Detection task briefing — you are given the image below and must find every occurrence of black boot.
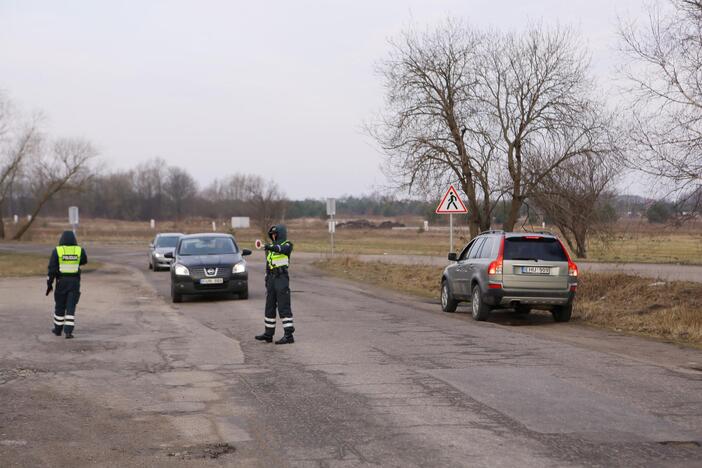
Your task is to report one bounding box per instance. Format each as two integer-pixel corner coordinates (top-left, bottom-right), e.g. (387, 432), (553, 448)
(65, 333), (74, 339)
(275, 334), (294, 345)
(51, 328), (62, 336)
(255, 332), (273, 343)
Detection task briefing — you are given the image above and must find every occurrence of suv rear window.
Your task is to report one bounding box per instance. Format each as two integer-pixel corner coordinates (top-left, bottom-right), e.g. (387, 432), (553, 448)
(156, 236), (180, 248)
(503, 237), (567, 262)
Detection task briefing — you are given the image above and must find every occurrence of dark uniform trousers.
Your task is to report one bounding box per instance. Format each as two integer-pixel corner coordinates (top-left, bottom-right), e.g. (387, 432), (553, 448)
(264, 269), (294, 335)
(53, 276), (81, 334)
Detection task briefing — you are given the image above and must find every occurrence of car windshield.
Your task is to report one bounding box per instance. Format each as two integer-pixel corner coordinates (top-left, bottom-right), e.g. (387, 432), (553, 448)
(178, 237), (237, 256)
(156, 236), (180, 248)
(504, 237), (567, 262)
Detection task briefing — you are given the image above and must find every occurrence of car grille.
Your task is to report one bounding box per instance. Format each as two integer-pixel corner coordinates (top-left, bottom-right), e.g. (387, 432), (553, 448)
(190, 267), (225, 278)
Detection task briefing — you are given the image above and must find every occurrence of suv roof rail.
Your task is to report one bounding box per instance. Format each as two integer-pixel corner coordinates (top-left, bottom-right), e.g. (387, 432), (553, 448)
(522, 230), (557, 236)
(479, 229), (504, 235)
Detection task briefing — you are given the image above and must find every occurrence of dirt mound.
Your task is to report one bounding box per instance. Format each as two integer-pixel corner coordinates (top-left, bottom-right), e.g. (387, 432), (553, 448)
(336, 219), (406, 230)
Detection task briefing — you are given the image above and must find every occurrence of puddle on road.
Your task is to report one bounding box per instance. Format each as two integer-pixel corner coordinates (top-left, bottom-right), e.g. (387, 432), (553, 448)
(165, 443), (236, 460)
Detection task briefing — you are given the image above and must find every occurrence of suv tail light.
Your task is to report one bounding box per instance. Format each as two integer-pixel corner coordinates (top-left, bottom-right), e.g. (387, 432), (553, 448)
(488, 236), (505, 276)
(568, 261), (578, 277)
(557, 239), (578, 277)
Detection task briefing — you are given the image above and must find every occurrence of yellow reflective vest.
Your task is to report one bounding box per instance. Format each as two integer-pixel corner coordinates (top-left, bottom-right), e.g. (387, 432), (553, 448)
(56, 245), (82, 274)
(266, 241), (291, 269)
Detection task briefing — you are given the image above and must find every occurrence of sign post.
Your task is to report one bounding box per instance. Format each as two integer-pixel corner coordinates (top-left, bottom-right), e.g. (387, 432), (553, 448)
(326, 198), (336, 256)
(68, 206), (79, 234)
(435, 185), (468, 253)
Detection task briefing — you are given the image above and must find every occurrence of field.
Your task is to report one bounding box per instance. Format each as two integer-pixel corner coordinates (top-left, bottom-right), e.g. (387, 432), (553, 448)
(314, 257), (702, 347)
(0, 251), (101, 278)
(3, 216), (702, 264)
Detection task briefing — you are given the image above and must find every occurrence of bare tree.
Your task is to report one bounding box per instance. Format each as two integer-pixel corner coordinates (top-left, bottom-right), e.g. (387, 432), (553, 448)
(246, 177), (287, 233)
(531, 152), (620, 257)
(133, 158), (168, 220)
(163, 166), (197, 220)
(476, 26), (612, 231)
(619, 0), (702, 211)
(370, 21), (494, 237)
(0, 94), (43, 239)
(372, 22), (616, 237)
(13, 138), (97, 240)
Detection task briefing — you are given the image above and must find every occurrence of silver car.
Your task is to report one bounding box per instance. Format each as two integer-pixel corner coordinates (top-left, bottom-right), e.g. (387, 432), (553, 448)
(148, 233), (184, 271)
(441, 231), (578, 322)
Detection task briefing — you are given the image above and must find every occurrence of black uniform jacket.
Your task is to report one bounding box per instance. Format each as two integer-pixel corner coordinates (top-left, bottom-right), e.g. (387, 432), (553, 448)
(48, 231), (88, 283)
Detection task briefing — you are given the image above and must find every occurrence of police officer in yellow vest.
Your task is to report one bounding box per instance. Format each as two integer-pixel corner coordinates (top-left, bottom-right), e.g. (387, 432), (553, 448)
(46, 231), (88, 339)
(255, 224), (295, 344)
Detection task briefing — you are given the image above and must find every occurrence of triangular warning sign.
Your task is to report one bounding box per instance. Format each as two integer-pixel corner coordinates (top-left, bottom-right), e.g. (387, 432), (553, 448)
(436, 185), (468, 214)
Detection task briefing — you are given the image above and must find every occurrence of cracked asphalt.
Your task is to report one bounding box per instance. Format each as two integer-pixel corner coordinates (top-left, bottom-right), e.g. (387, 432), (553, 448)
(1, 244), (702, 467)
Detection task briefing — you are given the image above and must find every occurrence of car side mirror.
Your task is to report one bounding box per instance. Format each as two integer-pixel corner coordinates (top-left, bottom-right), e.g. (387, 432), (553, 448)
(242, 249), (252, 256)
(448, 252), (458, 262)
(164, 252), (174, 259)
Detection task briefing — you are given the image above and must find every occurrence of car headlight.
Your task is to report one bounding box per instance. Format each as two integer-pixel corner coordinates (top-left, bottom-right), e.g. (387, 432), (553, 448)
(232, 261), (246, 274)
(154, 252), (163, 258)
(174, 264), (190, 276)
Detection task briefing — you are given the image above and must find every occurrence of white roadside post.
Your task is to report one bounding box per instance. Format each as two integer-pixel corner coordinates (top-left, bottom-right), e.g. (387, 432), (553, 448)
(68, 206), (79, 234)
(13, 214), (18, 224)
(150, 219), (155, 230)
(327, 198), (336, 256)
(435, 185), (468, 254)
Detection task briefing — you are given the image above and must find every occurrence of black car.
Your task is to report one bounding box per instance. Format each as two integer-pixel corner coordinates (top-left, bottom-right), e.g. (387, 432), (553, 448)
(166, 233), (252, 303)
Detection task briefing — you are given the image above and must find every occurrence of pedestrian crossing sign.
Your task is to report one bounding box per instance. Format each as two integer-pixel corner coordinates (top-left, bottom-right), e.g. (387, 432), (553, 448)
(436, 185), (468, 214)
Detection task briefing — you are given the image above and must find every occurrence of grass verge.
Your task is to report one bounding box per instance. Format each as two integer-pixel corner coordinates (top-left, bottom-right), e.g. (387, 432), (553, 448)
(314, 256), (702, 346)
(0, 251), (101, 278)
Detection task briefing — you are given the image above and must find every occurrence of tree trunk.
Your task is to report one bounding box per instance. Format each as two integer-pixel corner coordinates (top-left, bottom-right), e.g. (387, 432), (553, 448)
(574, 230), (588, 259)
(502, 197), (523, 232)
(0, 215), (4, 240)
(12, 191), (53, 240)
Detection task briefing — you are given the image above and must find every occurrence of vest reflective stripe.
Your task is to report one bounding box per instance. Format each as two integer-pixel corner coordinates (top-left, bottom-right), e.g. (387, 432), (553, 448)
(267, 241), (291, 269)
(57, 246), (82, 274)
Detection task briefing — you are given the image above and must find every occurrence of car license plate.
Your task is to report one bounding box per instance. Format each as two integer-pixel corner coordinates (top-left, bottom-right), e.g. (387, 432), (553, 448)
(200, 278), (224, 284)
(521, 266), (551, 275)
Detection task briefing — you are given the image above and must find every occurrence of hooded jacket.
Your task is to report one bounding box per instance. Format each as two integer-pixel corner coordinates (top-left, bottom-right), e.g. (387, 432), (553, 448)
(266, 224), (293, 271)
(48, 231), (88, 282)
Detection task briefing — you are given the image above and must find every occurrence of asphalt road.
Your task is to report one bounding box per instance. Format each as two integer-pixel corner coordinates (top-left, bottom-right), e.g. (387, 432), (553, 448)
(1, 243), (702, 467)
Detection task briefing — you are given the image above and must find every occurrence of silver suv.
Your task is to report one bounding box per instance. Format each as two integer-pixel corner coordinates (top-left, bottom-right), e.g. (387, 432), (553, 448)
(441, 231), (578, 322)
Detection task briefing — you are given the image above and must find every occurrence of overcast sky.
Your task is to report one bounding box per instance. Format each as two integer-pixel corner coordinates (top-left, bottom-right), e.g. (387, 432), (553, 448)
(1, 0), (647, 199)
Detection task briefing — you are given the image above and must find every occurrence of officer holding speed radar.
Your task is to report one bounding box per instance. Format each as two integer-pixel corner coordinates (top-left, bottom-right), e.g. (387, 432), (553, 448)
(255, 224), (295, 344)
(46, 231), (88, 339)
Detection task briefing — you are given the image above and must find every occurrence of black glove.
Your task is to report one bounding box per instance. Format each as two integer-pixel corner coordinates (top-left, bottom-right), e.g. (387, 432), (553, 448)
(45, 282), (53, 296)
(264, 244), (274, 251)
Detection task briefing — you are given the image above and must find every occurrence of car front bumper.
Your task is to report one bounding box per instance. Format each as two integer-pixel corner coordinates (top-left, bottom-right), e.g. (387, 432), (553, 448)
(152, 256), (173, 268)
(172, 272), (248, 295)
(483, 287), (575, 308)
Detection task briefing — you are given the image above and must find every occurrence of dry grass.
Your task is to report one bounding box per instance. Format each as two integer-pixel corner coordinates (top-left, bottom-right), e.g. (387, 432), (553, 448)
(316, 256), (444, 299)
(314, 257), (702, 346)
(574, 272), (702, 344)
(0, 251), (101, 278)
(0, 252), (49, 277)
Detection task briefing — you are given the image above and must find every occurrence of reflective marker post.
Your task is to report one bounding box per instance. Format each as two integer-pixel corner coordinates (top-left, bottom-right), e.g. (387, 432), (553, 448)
(327, 198), (336, 256)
